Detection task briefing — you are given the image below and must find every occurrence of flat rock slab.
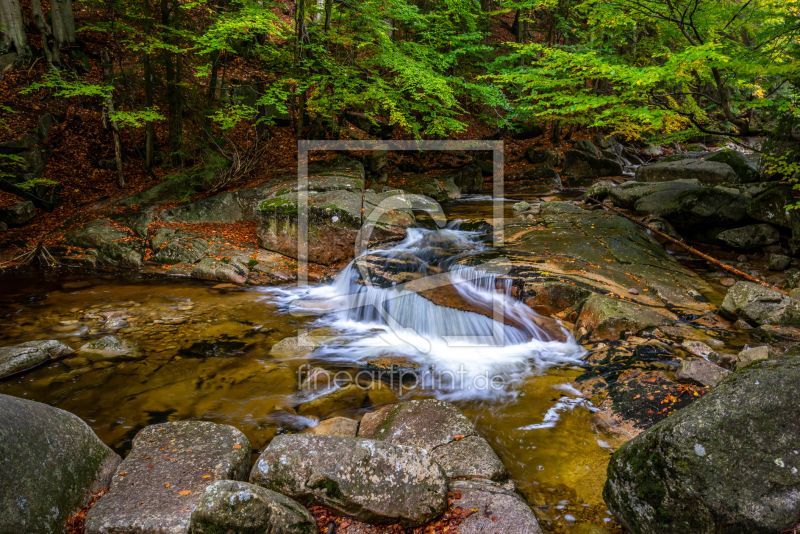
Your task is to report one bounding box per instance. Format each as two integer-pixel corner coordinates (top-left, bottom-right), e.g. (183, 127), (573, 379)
(191, 480), (315, 534)
(85, 420), (251, 534)
(0, 340), (74, 379)
(0, 394), (121, 534)
(250, 434), (447, 527)
(676, 359), (729, 387)
(450, 479), (544, 534)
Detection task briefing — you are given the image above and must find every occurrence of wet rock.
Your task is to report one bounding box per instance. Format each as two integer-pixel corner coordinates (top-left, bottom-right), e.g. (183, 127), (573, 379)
(526, 148), (563, 167)
(708, 351), (737, 370)
(521, 281), (590, 317)
(0, 394), (121, 534)
(357, 399), (476, 450)
(191, 480), (315, 534)
(576, 294), (670, 341)
(573, 140), (602, 156)
(563, 150), (623, 179)
(65, 220), (144, 269)
(705, 148), (761, 183)
(449, 479), (543, 534)
(583, 180), (615, 201)
(430, 435), (507, 481)
(675, 359), (729, 387)
(733, 318), (754, 330)
(271, 332), (321, 357)
(680, 339), (713, 358)
(388, 173), (460, 201)
(748, 185), (795, 228)
(641, 145), (663, 157)
(720, 277), (736, 287)
(191, 256), (248, 284)
(0, 340), (75, 379)
(736, 345), (769, 369)
(604, 355), (800, 534)
(0, 200), (35, 226)
(149, 228), (209, 265)
(769, 253), (791, 271)
(249, 434), (447, 526)
(508, 166), (562, 189)
(78, 335), (139, 361)
(85, 420), (251, 534)
(716, 223), (779, 250)
(635, 158), (741, 185)
(594, 135), (624, 156)
(357, 400), (506, 482)
(301, 366), (334, 389)
(305, 416), (359, 437)
(752, 324), (800, 343)
(363, 356), (420, 376)
(719, 281), (800, 326)
(607, 180), (702, 209)
(635, 187), (751, 232)
(449, 164), (484, 194)
(513, 201), (530, 212)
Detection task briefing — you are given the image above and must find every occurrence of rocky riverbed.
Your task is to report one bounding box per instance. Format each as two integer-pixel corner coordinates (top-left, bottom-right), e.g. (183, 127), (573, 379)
(2, 136), (800, 533)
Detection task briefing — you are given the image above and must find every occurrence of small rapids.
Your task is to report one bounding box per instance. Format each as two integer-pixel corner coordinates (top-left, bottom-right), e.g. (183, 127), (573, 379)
(262, 222), (585, 400)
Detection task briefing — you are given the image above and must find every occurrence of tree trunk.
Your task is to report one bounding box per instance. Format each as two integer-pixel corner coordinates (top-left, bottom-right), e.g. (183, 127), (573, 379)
(0, 0), (31, 57)
(30, 0), (61, 69)
(102, 49), (125, 189)
(142, 0), (156, 170)
(50, 0), (77, 48)
(161, 0), (183, 162)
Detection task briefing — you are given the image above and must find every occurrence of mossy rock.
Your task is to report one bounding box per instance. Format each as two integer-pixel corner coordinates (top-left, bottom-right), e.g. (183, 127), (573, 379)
(706, 148), (760, 183)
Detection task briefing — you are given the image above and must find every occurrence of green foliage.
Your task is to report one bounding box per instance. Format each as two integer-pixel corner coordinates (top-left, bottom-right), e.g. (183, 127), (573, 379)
(22, 71), (112, 99)
(108, 108), (167, 128)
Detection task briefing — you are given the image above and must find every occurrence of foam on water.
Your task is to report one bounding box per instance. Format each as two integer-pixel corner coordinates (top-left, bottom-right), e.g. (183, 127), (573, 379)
(261, 223), (585, 400)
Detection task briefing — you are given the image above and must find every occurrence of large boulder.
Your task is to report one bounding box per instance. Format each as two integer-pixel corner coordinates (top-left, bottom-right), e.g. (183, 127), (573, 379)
(608, 180), (702, 209)
(249, 434), (448, 526)
(358, 400), (507, 481)
(0, 340), (74, 379)
(0, 394), (122, 534)
(508, 166), (562, 189)
(633, 187), (751, 230)
(705, 148), (761, 183)
(65, 220), (144, 269)
(715, 223), (779, 250)
(576, 294), (670, 341)
(191, 480), (315, 534)
(0, 200), (35, 226)
(387, 173), (461, 201)
(526, 148), (563, 167)
(593, 135), (624, 156)
(85, 421), (251, 534)
(450, 479), (543, 534)
(563, 150), (623, 179)
(603, 355), (800, 534)
(573, 139), (602, 156)
(719, 281), (800, 326)
(449, 164), (484, 194)
(635, 157), (742, 185)
(747, 185), (795, 228)
(256, 188), (417, 265)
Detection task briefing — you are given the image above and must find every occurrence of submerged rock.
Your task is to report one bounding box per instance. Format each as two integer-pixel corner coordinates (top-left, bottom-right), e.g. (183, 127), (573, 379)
(450, 479), (543, 534)
(249, 434), (448, 526)
(0, 340), (74, 379)
(604, 355), (800, 534)
(78, 335), (139, 361)
(85, 420), (251, 534)
(0, 394), (121, 534)
(191, 480), (315, 534)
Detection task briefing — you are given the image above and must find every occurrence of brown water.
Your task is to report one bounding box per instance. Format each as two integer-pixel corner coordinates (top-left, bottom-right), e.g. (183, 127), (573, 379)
(0, 197), (625, 533)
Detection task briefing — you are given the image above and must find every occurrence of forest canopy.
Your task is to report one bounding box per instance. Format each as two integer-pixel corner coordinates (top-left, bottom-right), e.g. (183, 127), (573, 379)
(1, 0), (798, 176)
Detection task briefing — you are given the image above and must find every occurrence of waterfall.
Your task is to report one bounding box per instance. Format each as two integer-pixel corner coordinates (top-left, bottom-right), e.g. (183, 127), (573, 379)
(264, 222), (586, 400)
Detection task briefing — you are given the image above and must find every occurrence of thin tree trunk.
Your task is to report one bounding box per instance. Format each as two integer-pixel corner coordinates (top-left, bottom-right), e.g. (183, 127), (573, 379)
(0, 0), (31, 57)
(30, 0), (61, 69)
(295, 0), (306, 138)
(161, 0), (182, 162)
(142, 0), (156, 170)
(51, 0), (77, 48)
(102, 49), (125, 189)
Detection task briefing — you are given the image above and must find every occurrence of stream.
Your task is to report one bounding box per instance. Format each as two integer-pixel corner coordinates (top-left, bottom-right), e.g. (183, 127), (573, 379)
(1, 195), (633, 533)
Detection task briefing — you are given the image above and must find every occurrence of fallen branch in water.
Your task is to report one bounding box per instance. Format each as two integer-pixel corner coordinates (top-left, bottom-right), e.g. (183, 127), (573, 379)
(583, 196), (787, 295)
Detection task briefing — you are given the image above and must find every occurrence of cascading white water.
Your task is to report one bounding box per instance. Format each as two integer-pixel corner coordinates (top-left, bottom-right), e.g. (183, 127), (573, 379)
(264, 222), (586, 400)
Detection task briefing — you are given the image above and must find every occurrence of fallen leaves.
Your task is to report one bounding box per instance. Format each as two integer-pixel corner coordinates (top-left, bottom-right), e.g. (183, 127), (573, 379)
(178, 490), (192, 496)
(165, 483), (170, 488)
(233, 444), (242, 449)
(202, 475), (211, 479)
